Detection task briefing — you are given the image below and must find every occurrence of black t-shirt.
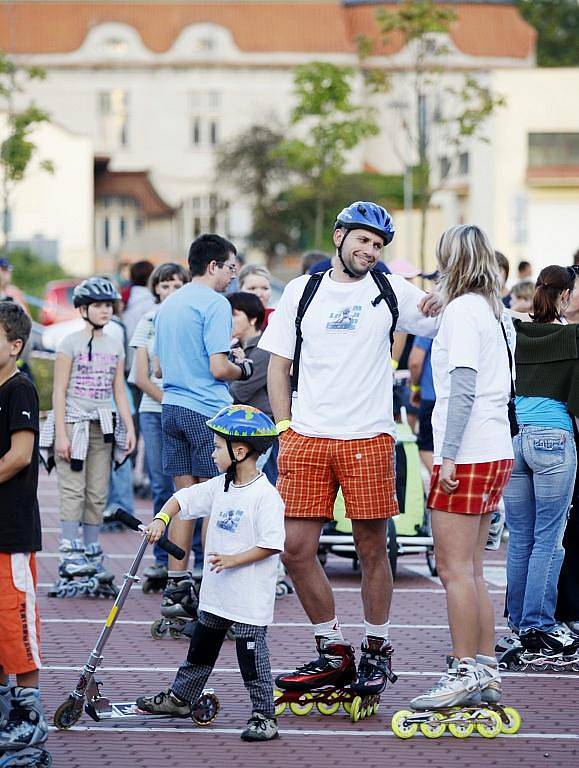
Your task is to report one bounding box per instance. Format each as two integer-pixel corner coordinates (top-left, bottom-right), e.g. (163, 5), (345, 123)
(0, 372), (41, 553)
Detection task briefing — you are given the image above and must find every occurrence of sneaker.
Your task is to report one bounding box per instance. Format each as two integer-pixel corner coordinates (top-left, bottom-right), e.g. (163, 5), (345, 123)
(135, 689), (191, 717)
(351, 636), (397, 696)
(410, 656), (481, 710)
(275, 638), (355, 691)
(476, 654), (502, 703)
(240, 712), (279, 742)
(0, 687), (48, 751)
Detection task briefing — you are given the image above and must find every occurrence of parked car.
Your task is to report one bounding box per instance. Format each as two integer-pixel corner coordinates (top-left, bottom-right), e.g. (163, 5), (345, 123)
(40, 279), (82, 325)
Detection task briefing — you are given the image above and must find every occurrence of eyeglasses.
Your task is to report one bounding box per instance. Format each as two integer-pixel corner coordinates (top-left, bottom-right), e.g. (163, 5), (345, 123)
(216, 262), (237, 274)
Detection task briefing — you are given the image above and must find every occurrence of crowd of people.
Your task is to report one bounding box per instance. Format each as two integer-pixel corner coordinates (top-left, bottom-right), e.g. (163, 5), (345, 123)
(0, 199), (578, 761)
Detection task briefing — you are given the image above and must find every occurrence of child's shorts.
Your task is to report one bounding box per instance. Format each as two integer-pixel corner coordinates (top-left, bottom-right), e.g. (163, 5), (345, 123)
(0, 553), (42, 674)
(428, 459), (513, 515)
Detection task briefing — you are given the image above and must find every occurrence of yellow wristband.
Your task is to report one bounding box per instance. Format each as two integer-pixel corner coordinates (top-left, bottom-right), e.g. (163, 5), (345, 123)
(154, 512), (170, 527)
(410, 384), (421, 393)
(392, 359), (399, 370)
(276, 419), (291, 435)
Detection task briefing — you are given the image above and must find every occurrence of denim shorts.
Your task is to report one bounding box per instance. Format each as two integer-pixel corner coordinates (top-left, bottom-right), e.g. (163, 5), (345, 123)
(161, 404), (218, 479)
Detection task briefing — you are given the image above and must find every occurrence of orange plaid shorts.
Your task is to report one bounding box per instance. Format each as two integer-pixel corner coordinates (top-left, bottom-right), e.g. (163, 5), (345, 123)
(428, 459), (513, 515)
(277, 429), (398, 520)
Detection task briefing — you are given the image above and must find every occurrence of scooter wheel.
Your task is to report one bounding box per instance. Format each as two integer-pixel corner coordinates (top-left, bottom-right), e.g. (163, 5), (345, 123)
(150, 619), (167, 640)
(191, 691), (220, 726)
(53, 697), (83, 730)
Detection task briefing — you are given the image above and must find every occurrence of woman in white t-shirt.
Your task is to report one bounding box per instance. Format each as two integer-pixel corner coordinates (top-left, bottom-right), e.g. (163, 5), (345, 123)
(409, 225), (514, 714)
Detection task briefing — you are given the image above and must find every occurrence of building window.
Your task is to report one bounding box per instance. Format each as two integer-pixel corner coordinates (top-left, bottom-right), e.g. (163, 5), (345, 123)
(458, 152), (469, 176)
(189, 194), (225, 237)
(190, 91), (221, 148)
(439, 156), (451, 180)
(99, 90), (129, 149)
(103, 217), (110, 251)
(120, 216), (127, 242)
(528, 133), (579, 167)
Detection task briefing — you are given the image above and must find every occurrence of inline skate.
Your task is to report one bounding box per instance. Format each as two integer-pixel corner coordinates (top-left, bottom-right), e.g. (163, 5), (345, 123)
(351, 637), (397, 697)
(513, 626), (579, 672)
(274, 639), (379, 721)
(141, 562), (168, 594)
(0, 687), (52, 767)
(495, 633), (523, 670)
(150, 572), (201, 639)
(47, 540), (99, 598)
(84, 543), (119, 598)
(391, 656), (521, 739)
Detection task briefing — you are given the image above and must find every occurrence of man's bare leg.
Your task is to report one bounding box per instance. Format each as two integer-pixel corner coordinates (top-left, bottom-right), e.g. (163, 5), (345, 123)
(352, 519), (392, 624)
(282, 518), (335, 623)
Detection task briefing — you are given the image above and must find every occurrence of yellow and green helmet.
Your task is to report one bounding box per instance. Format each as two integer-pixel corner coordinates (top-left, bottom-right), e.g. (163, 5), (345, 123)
(206, 405), (277, 455)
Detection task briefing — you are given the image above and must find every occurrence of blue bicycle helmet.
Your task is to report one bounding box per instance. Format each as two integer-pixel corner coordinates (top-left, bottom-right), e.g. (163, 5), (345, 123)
(207, 405), (278, 490)
(335, 202), (395, 245)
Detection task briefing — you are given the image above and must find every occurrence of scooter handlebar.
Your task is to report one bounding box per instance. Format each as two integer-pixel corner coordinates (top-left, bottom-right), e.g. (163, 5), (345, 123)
(112, 508), (186, 561)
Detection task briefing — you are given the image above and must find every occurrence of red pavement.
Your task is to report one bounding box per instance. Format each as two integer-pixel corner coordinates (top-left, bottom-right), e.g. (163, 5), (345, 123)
(35, 474), (579, 768)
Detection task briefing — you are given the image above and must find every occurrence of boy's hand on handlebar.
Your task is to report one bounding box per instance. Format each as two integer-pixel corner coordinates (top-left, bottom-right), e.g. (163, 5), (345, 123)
(143, 520), (166, 543)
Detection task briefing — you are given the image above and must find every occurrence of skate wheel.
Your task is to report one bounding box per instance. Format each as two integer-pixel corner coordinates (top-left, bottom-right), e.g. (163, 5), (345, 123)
(53, 697), (83, 730)
(476, 709), (502, 739)
(350, 696), (363, 723)
(150, 619), (167, 640)
(448, 712), (474, 738)
(499, 706), (522, 735)
(317, 700), (341, 716)
(391, 709), (418, 739)
(289, 693), (314, 716)
(372, 699), (380, 716)
(191, 691), (220, 726)
(419, 712), (446, 739)
(342, 700), (353, 714)
(169, 627), (184, 639)
(273, 689), (286, 717)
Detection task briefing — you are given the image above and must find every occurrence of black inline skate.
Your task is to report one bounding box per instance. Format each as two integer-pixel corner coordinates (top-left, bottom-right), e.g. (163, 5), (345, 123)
(141, 562), (168, 594)
(495, 633), (523, 670)
(351, 637), (397, 696)
(47, 540), (99, 598)
(274, 638), (378, 721)
(516, 625), (579, 672)
(150, 572), (201, 639)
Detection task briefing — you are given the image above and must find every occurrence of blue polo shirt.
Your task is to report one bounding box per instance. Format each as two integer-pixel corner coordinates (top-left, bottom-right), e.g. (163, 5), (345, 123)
(155, 283), (233, 417)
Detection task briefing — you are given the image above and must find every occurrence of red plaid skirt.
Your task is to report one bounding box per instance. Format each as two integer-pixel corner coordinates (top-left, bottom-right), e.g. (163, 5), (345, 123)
(428, 459), (513, 515)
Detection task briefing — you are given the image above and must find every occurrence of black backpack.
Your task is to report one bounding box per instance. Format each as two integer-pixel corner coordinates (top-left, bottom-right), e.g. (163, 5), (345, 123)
(291, 270), (399, 392)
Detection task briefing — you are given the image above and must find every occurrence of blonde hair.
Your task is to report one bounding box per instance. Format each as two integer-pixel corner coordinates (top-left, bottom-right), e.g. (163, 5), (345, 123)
(238, 264), (271, 288)
(436, 225), (503, 318)
(511, 280), (534, 301)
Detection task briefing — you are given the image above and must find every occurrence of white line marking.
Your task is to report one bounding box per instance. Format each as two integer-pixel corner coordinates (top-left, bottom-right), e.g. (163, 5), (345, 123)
(37, 553), (155, 560)
(42, 665), (579, 680)
(49, 725), (579, 740)
(40, 618), (509, 630)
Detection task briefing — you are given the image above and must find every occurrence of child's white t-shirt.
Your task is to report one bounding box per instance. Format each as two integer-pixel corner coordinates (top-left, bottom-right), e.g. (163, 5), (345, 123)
(174, 473), (285, 626)
(431, 293), (515, 464)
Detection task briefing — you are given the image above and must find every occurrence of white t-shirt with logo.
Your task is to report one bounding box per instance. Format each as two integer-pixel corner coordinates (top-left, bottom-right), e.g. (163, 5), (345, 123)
(431, 293), (515, 465)
(259, 270), (439, 440)
(174, 474), (285, 626)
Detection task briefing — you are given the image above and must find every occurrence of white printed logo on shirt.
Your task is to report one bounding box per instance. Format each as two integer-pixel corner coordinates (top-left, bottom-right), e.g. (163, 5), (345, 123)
(326, 305), (362, 332)
(21, 410), (31, 419)
(216, 508), (244, 533)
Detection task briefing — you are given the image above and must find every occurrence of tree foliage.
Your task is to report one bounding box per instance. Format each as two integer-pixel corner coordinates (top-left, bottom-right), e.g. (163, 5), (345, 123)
(277, 62), (379, 248)
(0, 52), (53, 247)
(516, 0), (579, 67)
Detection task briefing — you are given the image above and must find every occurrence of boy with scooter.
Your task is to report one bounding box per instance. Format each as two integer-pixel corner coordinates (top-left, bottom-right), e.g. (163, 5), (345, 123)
(139, 405), (285, 741)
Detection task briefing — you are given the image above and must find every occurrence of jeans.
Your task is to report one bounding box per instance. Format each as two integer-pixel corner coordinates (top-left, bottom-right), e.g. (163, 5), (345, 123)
(257, 439), (279, 485)
(503, 426), (576, 633)
(140, 412), (175, 567)
(107, 458), (134, 516)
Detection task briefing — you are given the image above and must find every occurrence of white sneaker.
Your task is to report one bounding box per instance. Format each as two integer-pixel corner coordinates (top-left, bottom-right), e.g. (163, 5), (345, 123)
(476, 654), (502, 703)
(410, 656), (481, 710)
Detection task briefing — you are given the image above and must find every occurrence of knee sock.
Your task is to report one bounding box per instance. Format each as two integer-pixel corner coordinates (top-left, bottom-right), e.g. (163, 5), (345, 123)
(61, 521), (79, 543)
(313, 618), (344, 643)
(364, 621), (390, 642)
(82, 524), (100, 546)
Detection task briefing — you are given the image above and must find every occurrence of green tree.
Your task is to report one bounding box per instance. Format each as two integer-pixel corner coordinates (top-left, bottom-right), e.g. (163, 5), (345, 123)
(372, 0), (504, 272)
(516, 0), (579, 67)
(278, 62), (379, 248)
(0, 52), (53, 249)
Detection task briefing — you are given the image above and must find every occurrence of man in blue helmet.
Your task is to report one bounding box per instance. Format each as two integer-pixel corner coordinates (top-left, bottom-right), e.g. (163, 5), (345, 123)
(260, 201), (440, 702)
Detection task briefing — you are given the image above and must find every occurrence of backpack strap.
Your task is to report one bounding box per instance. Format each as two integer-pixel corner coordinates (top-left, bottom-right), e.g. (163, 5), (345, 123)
(369, 270), (399, 351)
(291, 272), (324, 393)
